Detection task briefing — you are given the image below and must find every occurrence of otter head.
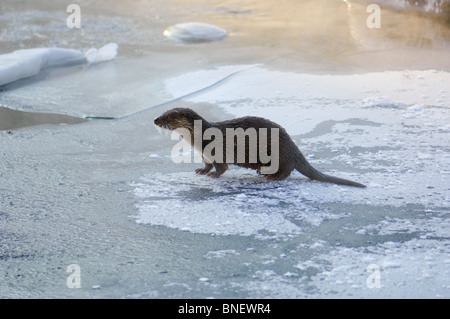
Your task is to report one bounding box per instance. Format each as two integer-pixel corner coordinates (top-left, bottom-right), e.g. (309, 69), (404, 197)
(154, 108), (203, 131)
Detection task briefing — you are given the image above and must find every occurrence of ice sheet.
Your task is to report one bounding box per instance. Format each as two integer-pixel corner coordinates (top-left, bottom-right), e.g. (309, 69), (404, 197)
(133, 66), (450, 237)
(2, 0), (450, 299)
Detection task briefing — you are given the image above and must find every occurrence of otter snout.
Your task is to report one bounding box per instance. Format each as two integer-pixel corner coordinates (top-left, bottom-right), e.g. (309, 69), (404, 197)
(154, 116), (171, 131)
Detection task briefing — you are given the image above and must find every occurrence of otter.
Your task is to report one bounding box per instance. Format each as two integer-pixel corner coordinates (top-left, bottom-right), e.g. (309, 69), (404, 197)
(154, 108), (366, 188)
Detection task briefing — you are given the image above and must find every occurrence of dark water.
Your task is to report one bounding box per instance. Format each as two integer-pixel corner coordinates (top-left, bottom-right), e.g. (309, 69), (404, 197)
(0, 107), (86, 130)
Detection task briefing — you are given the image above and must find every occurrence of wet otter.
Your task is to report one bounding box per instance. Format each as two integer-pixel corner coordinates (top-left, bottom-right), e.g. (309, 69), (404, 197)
(154, 108), (366, 188)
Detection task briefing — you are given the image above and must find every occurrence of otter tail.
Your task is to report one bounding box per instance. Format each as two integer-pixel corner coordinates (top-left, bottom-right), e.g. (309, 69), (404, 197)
(294, 152), (366, 188)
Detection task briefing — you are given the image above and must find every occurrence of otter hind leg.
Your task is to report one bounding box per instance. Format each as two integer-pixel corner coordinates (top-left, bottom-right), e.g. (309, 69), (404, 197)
(265, 167), (292, 181)
(195, 163), (213, 175)
(206, 163), (228, 178)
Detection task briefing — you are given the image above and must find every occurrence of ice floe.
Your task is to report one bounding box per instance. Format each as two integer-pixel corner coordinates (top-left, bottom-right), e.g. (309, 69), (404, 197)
(164, 22), (227, 44)
(0, 43), (118, 86)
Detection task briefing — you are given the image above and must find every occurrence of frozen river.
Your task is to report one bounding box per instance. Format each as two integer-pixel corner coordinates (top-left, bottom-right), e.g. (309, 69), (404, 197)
(0, 0), (449, 298)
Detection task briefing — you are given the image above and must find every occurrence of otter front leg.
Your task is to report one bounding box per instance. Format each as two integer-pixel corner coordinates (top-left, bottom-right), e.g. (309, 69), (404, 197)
(195, 163), (213, 175)
(206, 163), (229, 178)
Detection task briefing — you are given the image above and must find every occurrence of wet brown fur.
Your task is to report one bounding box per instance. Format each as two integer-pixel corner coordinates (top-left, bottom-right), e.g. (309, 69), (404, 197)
(154, 108), (366, 187)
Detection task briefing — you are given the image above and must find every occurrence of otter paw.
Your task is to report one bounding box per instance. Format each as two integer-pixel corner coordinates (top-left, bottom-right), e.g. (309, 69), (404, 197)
(195, 168), (209, 175)
(265, 174), (287, 181)
(206, 172), (221, 178)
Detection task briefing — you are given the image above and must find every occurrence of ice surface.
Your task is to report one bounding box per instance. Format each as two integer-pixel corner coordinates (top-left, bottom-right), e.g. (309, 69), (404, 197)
(135, 66), (449, 220)
(1, 0), (449, 299)
(129, 65), (449, 298)
(132, 172), (305, 239)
